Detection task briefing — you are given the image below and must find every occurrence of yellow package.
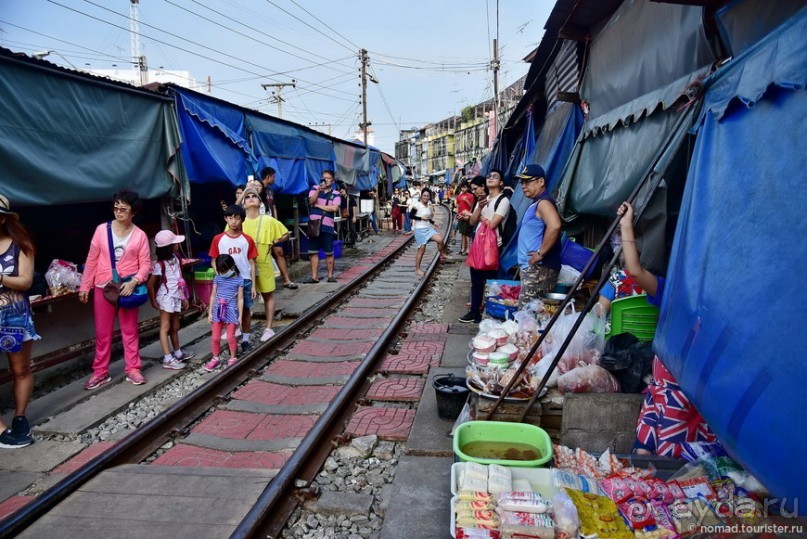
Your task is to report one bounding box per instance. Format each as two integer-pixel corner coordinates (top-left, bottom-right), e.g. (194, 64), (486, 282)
(564, 488), (633, 539)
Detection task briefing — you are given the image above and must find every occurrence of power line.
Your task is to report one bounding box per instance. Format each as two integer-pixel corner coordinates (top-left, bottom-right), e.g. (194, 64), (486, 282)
(176, 0), (354, 75)
(263, 0), (355, 54)
(46, 0), (356, 103)
(287, 0), (360, 50)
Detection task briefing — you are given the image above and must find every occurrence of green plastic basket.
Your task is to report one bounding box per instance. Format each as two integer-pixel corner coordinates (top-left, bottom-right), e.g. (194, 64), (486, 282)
(194, 268), (215, 281)
(607, 294), (660, 342)
(453, 420), (553, 467)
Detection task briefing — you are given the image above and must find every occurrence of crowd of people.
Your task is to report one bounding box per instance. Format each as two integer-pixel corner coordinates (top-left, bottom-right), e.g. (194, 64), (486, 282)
(1, 163), (711, 458)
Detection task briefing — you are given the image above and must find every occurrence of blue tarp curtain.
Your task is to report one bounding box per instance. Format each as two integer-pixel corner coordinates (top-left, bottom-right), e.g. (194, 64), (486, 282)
(246, 112), (336, 195)
(175, 90), (253, 187)
(654, 8), (807, 512)
(0, 52), (185, 205)
(498, 102), (583, 274)
(334, 141), (375, 191)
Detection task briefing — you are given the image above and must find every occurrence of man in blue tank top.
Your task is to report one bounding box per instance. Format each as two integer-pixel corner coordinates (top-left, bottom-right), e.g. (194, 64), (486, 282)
(515, 164), (562, 308)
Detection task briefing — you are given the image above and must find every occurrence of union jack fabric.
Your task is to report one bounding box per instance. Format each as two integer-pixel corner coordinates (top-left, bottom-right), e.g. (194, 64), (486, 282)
(635, 356), (716, 457)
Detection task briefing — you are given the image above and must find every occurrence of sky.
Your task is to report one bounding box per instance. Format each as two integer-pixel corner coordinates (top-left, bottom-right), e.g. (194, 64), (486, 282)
(1, 0), (553, 153)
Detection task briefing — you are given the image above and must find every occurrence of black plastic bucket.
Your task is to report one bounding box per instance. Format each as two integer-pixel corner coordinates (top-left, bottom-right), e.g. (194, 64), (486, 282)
(433, 374), (469, 421)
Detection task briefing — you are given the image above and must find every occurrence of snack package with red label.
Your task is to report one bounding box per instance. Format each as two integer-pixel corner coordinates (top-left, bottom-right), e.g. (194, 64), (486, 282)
(648, 499), (680, 537)
(678, 476), (717, 500)
(601, 476), (632, 504)
(647, 479), (674, 504)
(666, 480), (687, 500)
(710, 478), (736, 502)
(456, 528), (501, 539)
(619, 499), (656, 529)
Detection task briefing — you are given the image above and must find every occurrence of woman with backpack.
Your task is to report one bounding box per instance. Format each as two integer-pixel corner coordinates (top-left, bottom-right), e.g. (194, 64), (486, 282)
(458, 171), (511, 324)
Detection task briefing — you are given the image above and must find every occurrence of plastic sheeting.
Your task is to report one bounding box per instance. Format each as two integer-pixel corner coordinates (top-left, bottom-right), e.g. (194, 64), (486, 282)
(0, 52), (184, 205)
(498, 101), (583, 275)
(655, 10), (807, 512)
(580, 0), (713, 120)
(715, 0), (804, 57)
(175, 90), (253, 187)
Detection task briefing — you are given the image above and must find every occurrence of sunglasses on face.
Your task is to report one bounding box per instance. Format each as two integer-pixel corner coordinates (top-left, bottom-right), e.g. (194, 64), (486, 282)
(113, 206), (131, 213)
(244, 194), (259, 199)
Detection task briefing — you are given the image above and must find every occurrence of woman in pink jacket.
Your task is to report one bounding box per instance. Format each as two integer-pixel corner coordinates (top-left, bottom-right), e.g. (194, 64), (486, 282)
(78, 190), (152, 390)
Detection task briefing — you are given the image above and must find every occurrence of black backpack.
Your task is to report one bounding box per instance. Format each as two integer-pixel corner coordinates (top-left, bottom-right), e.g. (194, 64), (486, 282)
(494, 195), (518, 250)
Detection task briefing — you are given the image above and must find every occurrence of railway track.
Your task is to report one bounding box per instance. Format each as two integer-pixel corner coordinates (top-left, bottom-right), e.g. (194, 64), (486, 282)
(1, 205), (454, 538)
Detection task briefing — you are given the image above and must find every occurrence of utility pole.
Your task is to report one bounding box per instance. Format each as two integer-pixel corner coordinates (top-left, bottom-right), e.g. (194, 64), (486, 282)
(491, 38), (500, 134)
(130, 0), (148, 85)
(261, 81), (296, 118)
(359, 48), (370, 145)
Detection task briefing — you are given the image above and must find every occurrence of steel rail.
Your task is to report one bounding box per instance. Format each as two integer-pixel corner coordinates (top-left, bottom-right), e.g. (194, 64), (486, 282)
(232, 204), (454, 538)
(0, 233), (418, 537)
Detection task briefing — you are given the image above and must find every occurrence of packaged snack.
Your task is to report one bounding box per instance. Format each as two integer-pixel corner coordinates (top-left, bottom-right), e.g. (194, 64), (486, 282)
(488, 328), (509, 346)
(473, 335), (497, 354)
(618, 499), (655, 529)
(648, 499), (679, 536)
(455, 528), (501, 539)
(456, 499), (494, 512)
(456, 509), (501, 529)
(710, 478), (736, 502)
(472, 351), (490, 366)
(563, 489), (633, 539)
(666, 480), (686, 500)
(499, 511), (554, 538)
(464, 462), (488, 481)
(552, 469), (602, 495)
(457, 491), (494, 502)
(487, 474), (512, 494)
(487, 351), (511, 367)
(668, 499), (721, 532)
(551, 490), (579, 539)
(646, 479), (674, 504)
(601, 476), (632, 504)
(488, 464), (512, 482)
(497, 343), (519, 361)
(678, 476), (717, 500)
(496, 492), (549, 513)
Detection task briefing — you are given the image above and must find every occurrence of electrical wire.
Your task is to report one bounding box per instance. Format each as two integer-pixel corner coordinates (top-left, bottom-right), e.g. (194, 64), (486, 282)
(287, 0), (360, 51)
(262, 0), (355, 54)
(176, 0), (355, 75)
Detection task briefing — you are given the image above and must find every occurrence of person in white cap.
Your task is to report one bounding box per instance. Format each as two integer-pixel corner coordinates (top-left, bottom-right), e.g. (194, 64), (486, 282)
(148, 229), (195, 369)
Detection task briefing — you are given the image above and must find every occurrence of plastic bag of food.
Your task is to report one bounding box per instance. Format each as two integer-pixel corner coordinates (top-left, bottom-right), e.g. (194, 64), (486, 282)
(541, 306), (606, 372)
(44, 259), (82, 295)
(557, 264), (581, 286)
(551, 490), (579, 539)
(530, 353), (561, 388)
(557, 364), (620, 394)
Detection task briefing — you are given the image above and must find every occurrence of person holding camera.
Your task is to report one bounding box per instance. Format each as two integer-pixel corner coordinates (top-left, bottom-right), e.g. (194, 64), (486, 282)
(305, 170), (341, 283)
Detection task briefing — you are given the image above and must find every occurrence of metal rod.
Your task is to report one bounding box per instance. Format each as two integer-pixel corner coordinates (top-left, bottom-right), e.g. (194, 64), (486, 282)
(483, 105), (695, 421)
(232, 206), (454, 537)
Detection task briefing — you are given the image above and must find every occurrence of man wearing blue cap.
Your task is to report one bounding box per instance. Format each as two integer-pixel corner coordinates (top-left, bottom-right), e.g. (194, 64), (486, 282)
(515, 164), (562, 308)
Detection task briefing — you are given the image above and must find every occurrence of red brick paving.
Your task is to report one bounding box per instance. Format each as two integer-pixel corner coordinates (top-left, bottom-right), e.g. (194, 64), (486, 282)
(409, 323), (450, 334)
(404, 333), (448, 343)
(0, 495), (35, 521)
(339, 307), (399, 318)
(233, 380), (340, 405)
(308, 327), (385, 341)
(290, 341), (374, 357)
(192, 410), (263, 439)
(323, 316), (392, 329)
(378, 354), (431, 374)
(263, 360), (360, 378)
(344, 406), (415, 441)
(349, 297), (408, 308)
(367, 377), (425, 402)
(399, 341), (444, 360)
(152, 444), (291, 469)
(52, 441), (116, 475)
(247, 414), (316, 440)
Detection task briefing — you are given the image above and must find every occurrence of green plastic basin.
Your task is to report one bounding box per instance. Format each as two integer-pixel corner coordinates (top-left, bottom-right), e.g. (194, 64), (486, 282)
(453, 420), (553, 467)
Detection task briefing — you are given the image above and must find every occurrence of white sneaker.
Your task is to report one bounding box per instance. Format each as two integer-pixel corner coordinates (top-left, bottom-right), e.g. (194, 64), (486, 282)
(235, 328), (243, 338)
(260, 328), (276, 342)
(162, 359), (186, 370)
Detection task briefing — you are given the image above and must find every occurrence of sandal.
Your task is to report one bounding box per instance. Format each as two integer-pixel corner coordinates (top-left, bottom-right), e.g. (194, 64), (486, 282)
(283, 282), (299, 289)
(327, 277), (338, 283)
(301, 276), (320, 284)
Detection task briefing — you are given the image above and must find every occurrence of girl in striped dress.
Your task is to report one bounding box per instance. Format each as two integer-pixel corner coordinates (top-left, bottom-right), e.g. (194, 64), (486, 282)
(204, 254), (244, 372)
